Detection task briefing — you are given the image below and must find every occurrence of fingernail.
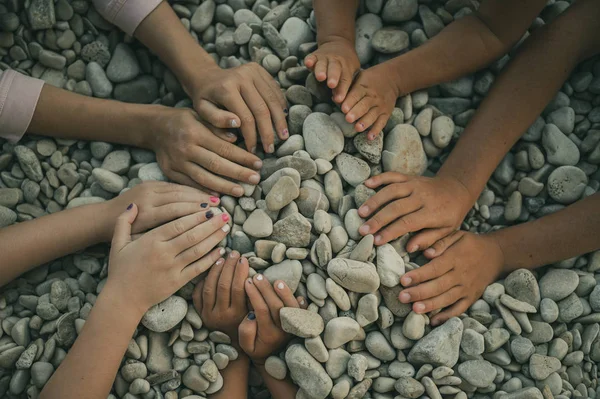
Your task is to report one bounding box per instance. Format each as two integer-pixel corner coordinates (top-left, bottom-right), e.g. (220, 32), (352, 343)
(230, 119), (238, 128)
(357, 122), (364, 130)
(221, 224), (230, 233)
(359, 205), (369, 214)
(249, 174), (260, 184)
(415, 303), (426, 313)
(219, 248), (226, 255)
(402, 276), (412, 286)
(246, 278), (253, 285)
(230, 251), (238, 258)
(127, 203), (133, 210)
(375, 235), (382, 243)
(255, 274), (263, 281)
(368, 134), (375, 140)
(210, 196), (219, 203)
(267, 144), (275, 153)
(201, 203), (208, 208)
(222, 214), (230, 222)
(424, 248), (435, 257)
(299, 298), (305, 305)
(250, 146), (256, 154)
(399, 292), (411, 303)
(226, 131), (237, 139)
(253, 160), (263, 169)
(282, 129), (289, 138)
(431, 320), (439, 327)
(238, 258), (244, 263)
(359, 225), (370, 235)
(408, 245), (418, 253)
(206, 211), (214, 219)
(233, 186), (244, 196)
(216, 258), (224, 265)
(283, 108), (289, 115)
(277, 282), (285, 290)
(247, 312), (256, 320)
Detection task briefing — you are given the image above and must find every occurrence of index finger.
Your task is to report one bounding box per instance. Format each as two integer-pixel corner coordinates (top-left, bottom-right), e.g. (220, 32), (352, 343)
(204, 134), (263, 171)
(364, 172), (409, 188)
(220, 91), (257, 153)
(153, 211), (211, 241)
(246, 278), (274, 331)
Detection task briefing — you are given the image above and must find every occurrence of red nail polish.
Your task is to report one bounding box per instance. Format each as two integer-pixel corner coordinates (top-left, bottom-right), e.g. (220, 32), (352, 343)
(222, 214), (230, 222)
(210, 196), (219, 203)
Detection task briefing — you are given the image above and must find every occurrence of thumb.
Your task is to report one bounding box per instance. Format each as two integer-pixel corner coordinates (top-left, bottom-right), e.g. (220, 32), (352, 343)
(238, 312), (257, 353)
(195, 99), (240, 129)
(111, 203), (138, 252)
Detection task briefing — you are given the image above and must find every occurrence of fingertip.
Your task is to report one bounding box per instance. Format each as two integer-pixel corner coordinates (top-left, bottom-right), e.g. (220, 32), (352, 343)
(327, 78), (338, 89)
(407, 244), (419, 254)
(424, 248), (436, 258)
(275, 280), (286, 290)
(296, 296), (307, 308)
(401, 275), (413, 287)
(358, 224), (370, 235)
(414, 302), (426, 313)
(399, 291), (411, 303)
(355, 122), (365, 132)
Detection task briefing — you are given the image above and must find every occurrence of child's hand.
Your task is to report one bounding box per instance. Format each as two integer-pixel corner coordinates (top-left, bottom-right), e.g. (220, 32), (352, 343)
(358, 172), (473, 251)
(304, 38), (361, 104)
(238, 275), (307, 364)
(105, 181), (219, 241)
(192, 251), (249, 347)
(105, 206), (230, 316)
(341, 62), (400, 139)
(399, 231), (504, 326)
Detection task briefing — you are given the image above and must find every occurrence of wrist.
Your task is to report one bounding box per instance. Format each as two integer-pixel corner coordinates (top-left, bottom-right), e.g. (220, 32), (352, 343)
(385, 57), (412, 97)
(177, 51), (220, 99)
(318, 34), (355, 48)
(483, 232), (508, 274)
(92, 201), (118, 243)
(436, 167), (480, 208)
(98, 281), (147, 322)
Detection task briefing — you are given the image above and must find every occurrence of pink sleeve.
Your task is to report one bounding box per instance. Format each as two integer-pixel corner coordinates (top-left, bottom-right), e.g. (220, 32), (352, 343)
(0, 70), (44, 144)
(93, 0), (163, 36)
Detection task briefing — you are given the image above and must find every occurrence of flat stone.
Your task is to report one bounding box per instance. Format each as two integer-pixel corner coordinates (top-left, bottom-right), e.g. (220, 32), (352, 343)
(382, 124), (427, 176)
(280, 307), (324, 338)
(286, 344), (332, 399)
(407, 317), (463, 367)
(323, 317), (361, 349)
(327, 258), (380, 293)
(141, 296), (187, 333)
(457, 360), (497, 388)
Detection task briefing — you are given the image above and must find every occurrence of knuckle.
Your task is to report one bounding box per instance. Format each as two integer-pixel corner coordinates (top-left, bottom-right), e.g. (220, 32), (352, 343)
(206, 156), (221, 174)
(173, 220), (186, 235)
(217, 281), (230, 291)
(192, 245), (206, 259)
(186, 230), (198, 245)
(242, 115), (255, 125)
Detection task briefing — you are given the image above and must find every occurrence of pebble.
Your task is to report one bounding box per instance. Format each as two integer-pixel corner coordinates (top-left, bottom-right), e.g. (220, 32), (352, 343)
(327, 258), (380, 293)
(538, 268), (579, 301)
(86, 62), (113, 98)
(371, 27), (410, 54)
(394, 376), (425, 398)
(336, 153), (371, 187)
(542, 124), (580, 165)
(504, 269), (541, 309)
(265, 356), (287, 380)
(382, 124), (427, 176)
(457, 360), (497, 388)
(546, 166), (588, 204)
(280, 307), (324, 338)
(323, 317), (361, 348)
(408, 317), (463, 367)
(263, 260), (302, 292)
(286, 344), (332, 399)
(141, 296), (187, 333)
(529, 354), (561, 380)
(242, 209), (273, 238)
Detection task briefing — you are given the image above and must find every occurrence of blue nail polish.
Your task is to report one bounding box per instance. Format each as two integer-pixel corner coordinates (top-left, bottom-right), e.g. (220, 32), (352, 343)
(127, 203), (133, 210)
(206, 211), (214, 219)
(201, 203), (208, 208)
(283, 108), (289, 114)
(248, 312), (256, 320)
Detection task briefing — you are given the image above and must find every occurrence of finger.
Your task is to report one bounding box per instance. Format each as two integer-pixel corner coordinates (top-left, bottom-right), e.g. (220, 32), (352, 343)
(238, 312), (257, 353)
(174, 213), (231, 261)
(149, 202), (214, 229)
(274, 281), (299, 308)
(362, 196), (421, 239)
(430, 298), (472, 327)
(246, 278), (274, 331)
(332, 68), (355, 104)
(232, 256), (250, 310)
(400, 256), (453, 288)
(314, 58), (328, 82)
(216, 251), (240, 309)
(347, 98), (374, 124)
(296, 296), (308, 309)
(366, 114), (388, 141)
(253, 274), (284, 326)
(258, 67), (288, 110)
(182, 162), (245, 197)
(195, 99), (241, 129)
(154, 210), (211, 241)
(355, 108), (381, 133)
(375, 208), (430, 245)
(358, 183), (413, 219)
(255, 77), (289, 140)
(399, 271), (458, 304)
(412, 285), (465, 315)
(166, 169), (217, 194)
(304, 54), (317, 69)
(111, 203), (138, 252)
(203, 257), (226, 311)
(156, 186), (213, 206)
(220, 91), (257, 153)
(209, 127), (238, 143)
(413, 228), (461, 258)
(192, 280), (204, 314)
(341, 85), (365, 114)
(181, 247), (227, 283)
(326, 59), (342, 89)
(204, 133), (263, 171)
(241, 86), (275, 154)
(364, 172), (409, 189)
(190, 146), (260, 188)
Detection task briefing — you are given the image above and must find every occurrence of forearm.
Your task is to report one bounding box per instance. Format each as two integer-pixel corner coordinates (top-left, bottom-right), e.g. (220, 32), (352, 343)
(256, 365), (298, 399)
(134, 1), (217, 95)
(438, 0), (600, 203)
(40, 285), (143, 399)
(0, 202), (114, 286)
(491, 193), (600, 273)
(28, 84), (159, 149)
(313, 0), (358, 45)
(209, 355), (250, 399)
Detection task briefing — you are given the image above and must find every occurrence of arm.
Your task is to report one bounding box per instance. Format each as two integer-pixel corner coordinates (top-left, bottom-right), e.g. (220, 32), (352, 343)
(313, 0), (358, 46)
(209, 356), (250, 399)
(255, 364), (298, 399)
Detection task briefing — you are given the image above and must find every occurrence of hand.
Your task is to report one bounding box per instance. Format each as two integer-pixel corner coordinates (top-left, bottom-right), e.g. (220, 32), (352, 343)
(341, 62), (399, 139)
(105, 205), (230, 315)
(192, 251), (249, 347)
(185, 63), (289, 154)
(238, 275), (306, 364)
(357, 172), (473, 250)
(103, 181), (220, 241)
(398, 231), (505, 326)
(149, 108), (263, 197)
(304, 38), (361, 104)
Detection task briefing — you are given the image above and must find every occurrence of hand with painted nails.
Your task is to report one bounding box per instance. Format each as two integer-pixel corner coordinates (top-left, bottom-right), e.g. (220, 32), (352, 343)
(184, 62), (289, 155)
(238, 276), (306, 363)
(149, 107), (264, 197)
(105, 206), (230, 315)
(341, 63), (400, 139)
(398, 231), (504, 326)
(304, 38), (361, 104)
(358, 172), (473, 251)
(192, 251), (250, 347)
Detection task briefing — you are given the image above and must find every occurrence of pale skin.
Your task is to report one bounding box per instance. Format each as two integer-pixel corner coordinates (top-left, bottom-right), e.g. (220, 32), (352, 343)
(308, 0), (547, 138)
(360, 0), (600, 323)
(40, 207), (231, 399)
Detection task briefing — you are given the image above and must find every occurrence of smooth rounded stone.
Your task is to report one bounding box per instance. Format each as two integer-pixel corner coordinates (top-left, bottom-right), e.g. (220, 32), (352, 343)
(325, 278), (351, 311)
(538, 268), (579, 301)
(296, 187), (329, 218)
(280, 17), (314, 56)
(355, 13), (383, 64)
(529, 354), (561, 381)
(461, 329), (485, 356)
(141, 296), (187, 333)
(106, 43), (140, 83)
(504, 269), (541, 309)
(540, 298), (559, 323)
(511, 337), (535, 364)
(542, 124), (580, 166)
(344, 209), (365, 241)
(349, 234), (374, 262)
(407, 317), (463, 368)
(280, 307), (324, 338)
(302, 113), (344, 161)
(323, 317), (361, 348)
(382, 124), (427, 176)
(0, 346), (25, 368)
(86, 62), (113, 98)
(504, 191), (522, 222)
(546, 166), (588, 204)
(371, 27), (409, 54)
(242, 209), (273, 238)
(366, 331), (396, 362)
(458, 360), (497, 388)
(11, 318), (30, 347)
(129, 378), (150, 394)
(31, 362), (54, 388)
(182, 365), (210, 393)
(590, 285), (600, 312)
(500, 294), (537, 313)
(14, 146), (43, 182)
(263, 260), (302, 293)
(403, 311), (426, 340)
(265, 356), (287, 380)
(376, 244), (405, 287)
(39, 50), (67, 70)
(91, 168), (125, 193)
(286, 344), (332, 399)
(356, 293), (378, 327)
(518, 177), (544, 197)
(557, 292), (583, 323)
(313, 210), (332, 235)
(0, 205), (17, 227)
(114, 76), (159, 104)
(327, 258), (380, 293)
(335, 153), (371, 187)
(547, 107), (575, 134)
(431, 116), (454, 148)
(326, 348), (351, 380)
(394, 377), (425, 398)
(191, 0), (215, 32)
(347, 354), (368, 382)
(289, 105), (313, 135)
(382, 0), (418, 22)
(503, 387), (544, 399)
(270, 212), (311, 247)
(0, 188), (21, 208)
(304, 336), (329, 363)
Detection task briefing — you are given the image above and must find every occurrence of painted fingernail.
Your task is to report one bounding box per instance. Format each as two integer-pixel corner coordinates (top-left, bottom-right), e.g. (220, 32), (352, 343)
(230, 119), (238, 128)
(415, 303), (426, 313)
(249, 174), (260, 184)
(424, 248), (435, 257)
(255, 274), (263, 281)
(408, 244), (418, 253)
(221, 224), (230, 233)
(253, 160), (263, 169)
(359, 225), (370, 235)
(219, 248), (226, 256)
(282, 129), (289, 138)
(127, 203), (133, 210)
(267, 144), (275, 153)
(216, 258), (224, 265)
(238, 257), (244, 263)
(399, 292), (411, 303)
(283, 108), (289, 115)
(201, 203), (208, 208)
(357, 122), (364, 130)
(247, 312), (256, 320)
(233, 186), (244, 196)
(246, 278), (253, 285)
(210, 196), (219, 203)
(206, 211), (214, 219)
(401, 276), (412, 286)
(222, 214), (230, 222)
(277, 282), (285, 290)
